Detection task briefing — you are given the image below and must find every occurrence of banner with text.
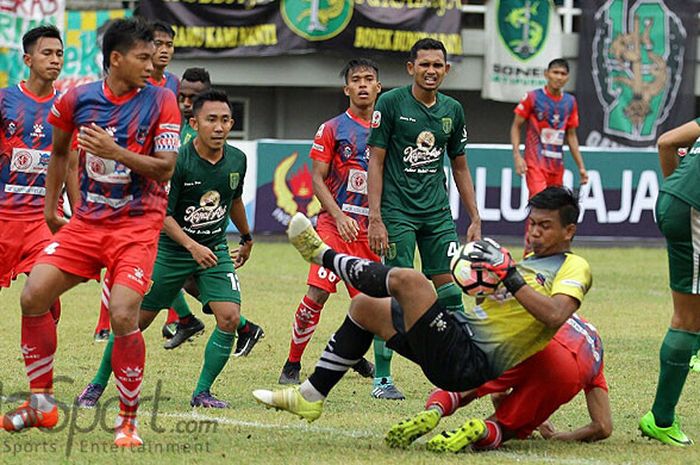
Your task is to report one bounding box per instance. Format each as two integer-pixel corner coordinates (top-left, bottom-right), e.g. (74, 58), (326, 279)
(576, 0), (698, 148)
(482, 0), (562, 102)
(139, 0), (463, 58)
(0, 0), (65, 49)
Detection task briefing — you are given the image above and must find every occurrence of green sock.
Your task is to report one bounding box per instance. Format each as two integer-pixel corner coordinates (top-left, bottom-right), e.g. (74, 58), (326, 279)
(373, 336), (393, 382)
(436, 282), (465, 313)
(194, 327), (235, 395)
(237, 314), (247, 330)
(651, 328), (700, 427)
(91, 332), (114, 386)
(172, 290), (193, 318)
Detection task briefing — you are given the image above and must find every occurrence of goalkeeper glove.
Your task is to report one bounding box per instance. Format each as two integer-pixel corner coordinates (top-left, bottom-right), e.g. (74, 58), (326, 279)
(467, 238), (526, 294)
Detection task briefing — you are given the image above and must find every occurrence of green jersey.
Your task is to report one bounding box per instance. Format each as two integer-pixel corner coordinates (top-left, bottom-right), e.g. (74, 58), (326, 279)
(181, 121), (197, 145)
(660, 118), (700, 210)
(367, 86), (467, 218)
(161, 141), (246, 251)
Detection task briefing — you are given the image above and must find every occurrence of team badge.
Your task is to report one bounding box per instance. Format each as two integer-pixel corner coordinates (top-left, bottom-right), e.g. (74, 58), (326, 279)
(136, 126), (148, 144)
(386, 242), (397, 260)
(441, 117), (452, 134)
(341, 144), (352, 160)
(371, 111), (381, 128)
(230, 172), (240, 190)
(12, 150), (33, 171)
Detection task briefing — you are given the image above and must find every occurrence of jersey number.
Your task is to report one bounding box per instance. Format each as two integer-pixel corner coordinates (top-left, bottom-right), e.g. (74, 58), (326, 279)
(227, 272), (240, 291)
(447, 242), (459, 258)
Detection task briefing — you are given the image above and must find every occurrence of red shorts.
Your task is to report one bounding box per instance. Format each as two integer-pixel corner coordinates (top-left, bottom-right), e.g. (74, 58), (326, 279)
(0, 218), (54, 288)
(475, 340), (586, 439)
(525, 160), (563, 199)
(35, 217), (161, 296)
(306, 218), (379, 297)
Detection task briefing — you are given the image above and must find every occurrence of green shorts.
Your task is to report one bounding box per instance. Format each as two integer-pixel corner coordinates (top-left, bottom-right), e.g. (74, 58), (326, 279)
(657, 192), (700, 294)
(142, 244), (241, 311)
(384, 211), (459, 277)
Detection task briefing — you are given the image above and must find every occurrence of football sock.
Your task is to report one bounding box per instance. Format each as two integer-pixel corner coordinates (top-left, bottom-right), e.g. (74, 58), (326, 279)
(474, 420), (502, 450)
(425, 389), (463, 417)
(651, 328), (699, 427)
(308, 315), (374, 397)
(171, 290), (192, 318)
(29, 393), (56, 413)
(321, 250), (392, 298)
(288, 295), (323, 363)
(96, 280), (111, 332)
(22, 312), (56, 393)
(373, 336), (393, 382)
(112, 331), (145, 418)
(92, 333), (115, 386)
(238, 315), (249, 333)
(194, 327), (235, 395)
(436, 282), (465, 313)
(49, 299), (61, 325)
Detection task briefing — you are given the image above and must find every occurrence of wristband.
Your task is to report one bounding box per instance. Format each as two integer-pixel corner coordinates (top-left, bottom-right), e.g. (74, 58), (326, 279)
(502, 268), (526, 295)
(239, 233), (253, 245)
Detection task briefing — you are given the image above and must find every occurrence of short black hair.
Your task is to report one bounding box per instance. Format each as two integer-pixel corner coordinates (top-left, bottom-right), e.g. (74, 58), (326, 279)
(152, 20), (176, 39)
(528, 186), (580, 226)
(409, 38), (447, 62)
(182, 67), (211, 86)
(339, 58), (379, 84)
(102, 17), (154, 71)
(23, 25), (63, 54)
(547, 58), (570, 73)
(192, 89), (232, 116)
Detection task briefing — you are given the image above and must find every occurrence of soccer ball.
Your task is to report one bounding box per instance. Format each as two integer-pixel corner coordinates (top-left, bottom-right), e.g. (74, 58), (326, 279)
(450, 242), (500, 296)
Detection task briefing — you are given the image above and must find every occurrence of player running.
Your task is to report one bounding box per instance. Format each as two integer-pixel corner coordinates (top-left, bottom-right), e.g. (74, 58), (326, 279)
(277, 59), (380, 387)
(253, 187), (592, 429)
(0, 26), (71, 324)
(78, 89), (253, 409)
(385, 313), (611, 451)
(367, 38), (481, 399)
(3, 18), (180, 447)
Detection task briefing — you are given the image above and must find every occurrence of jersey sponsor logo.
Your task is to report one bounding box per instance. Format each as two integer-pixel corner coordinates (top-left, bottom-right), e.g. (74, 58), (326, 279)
(565, 317), (601, 362)
(371, 110), (381, 128)
(86, 153), (132, 184)
(341, 203), (369, 216)
(561, 278), (586, 292)
(441, 117), (452, 134)
(85, 192), (133, 208)
(281, 0), (353, 41)
(154, 131), (180, 152)
(10, 148), (50, 175)
(159, 123), (181, 132)
(346, 168), (367, 195)
(4, 184), (46, 196)
(402, 131), (442, 172)
(540, 127), (565, 146)
(184, 190), (227, 229)
(312, 142), (324, 152)
(229, 172), (240, 190)
(399, 116), (417, 123)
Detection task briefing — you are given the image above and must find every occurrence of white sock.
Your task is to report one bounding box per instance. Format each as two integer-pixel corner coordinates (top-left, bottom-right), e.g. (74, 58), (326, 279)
(299, 380), (325, 402)
(30, 393), (55, 413)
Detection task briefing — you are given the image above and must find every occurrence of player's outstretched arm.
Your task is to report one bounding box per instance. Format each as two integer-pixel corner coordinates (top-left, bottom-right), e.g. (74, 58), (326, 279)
(450, 155), (481, 241)
(162, 216), (217, 269)
(77, 123), (177, 182)
(367, 145), (388, 255)
(541, 387), (612, 442)
(565, 128), (587, 185)
(657, 120), (700, 178)
(44, 127), (73, 232)
(229, 197), (253, 268)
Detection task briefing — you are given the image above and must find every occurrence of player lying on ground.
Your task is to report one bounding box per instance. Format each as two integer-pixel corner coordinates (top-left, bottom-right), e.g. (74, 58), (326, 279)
(253, 186), (592, 425)
(385, 313), (611, 452)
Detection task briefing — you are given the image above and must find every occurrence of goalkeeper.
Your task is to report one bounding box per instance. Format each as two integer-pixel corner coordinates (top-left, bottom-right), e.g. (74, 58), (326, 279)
(253, 186), (593, 422)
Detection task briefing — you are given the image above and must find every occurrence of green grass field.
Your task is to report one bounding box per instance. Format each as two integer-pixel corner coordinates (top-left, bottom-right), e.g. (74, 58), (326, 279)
(0, 242), (698, 464)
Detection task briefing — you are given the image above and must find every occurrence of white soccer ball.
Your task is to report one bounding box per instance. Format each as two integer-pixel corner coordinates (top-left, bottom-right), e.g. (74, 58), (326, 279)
(450, 242), (500, 296)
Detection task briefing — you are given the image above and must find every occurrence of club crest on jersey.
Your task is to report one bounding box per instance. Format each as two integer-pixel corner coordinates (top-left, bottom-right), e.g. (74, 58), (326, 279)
(229, 172), (240, 190)
(136, 125), (148, 144)
(12, 150), (33, 171)
(441, 117), (452, 134)
(341, 144), (352, 160)
(371, 111), (381, 128)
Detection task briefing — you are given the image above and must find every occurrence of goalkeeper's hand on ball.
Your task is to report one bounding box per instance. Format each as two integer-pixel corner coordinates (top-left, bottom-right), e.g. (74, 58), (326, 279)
(467, 238), (526, 294)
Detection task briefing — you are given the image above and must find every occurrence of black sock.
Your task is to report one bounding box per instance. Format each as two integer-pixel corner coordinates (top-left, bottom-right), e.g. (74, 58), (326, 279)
(308, 316), (374, 397)
(321, 249), (392, 298)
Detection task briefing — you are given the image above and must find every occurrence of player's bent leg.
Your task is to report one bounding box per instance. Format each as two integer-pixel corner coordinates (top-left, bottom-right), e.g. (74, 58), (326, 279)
(21, 264), (84, 316)
(386, 268), (439, 332)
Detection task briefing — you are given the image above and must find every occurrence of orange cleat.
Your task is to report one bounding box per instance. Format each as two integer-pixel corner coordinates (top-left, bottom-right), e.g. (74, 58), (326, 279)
(2, 401), (58, 431)
(114, 416), (143, 447)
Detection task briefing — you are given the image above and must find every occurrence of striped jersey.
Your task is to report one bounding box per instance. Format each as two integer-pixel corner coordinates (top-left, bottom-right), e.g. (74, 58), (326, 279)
(555, 313), (606, 391)
(147, 70), (180, 97)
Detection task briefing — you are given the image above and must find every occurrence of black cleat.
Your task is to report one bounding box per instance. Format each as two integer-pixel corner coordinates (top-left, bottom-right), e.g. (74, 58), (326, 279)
(278, 360), (301, 385)
(164, 317), (205, 350)
(352, 357), (375, 378)
(234, 322), (265, 357)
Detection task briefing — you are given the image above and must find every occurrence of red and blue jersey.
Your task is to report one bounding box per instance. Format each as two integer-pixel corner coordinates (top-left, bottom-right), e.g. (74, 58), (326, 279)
(514, 88), (578, 172)
(310, 110), (371, 233)
(147, 71), (180, 97)
(0, 82), (60, 221)
(555, 314), (607, 392)
(48, 80), (180, 224)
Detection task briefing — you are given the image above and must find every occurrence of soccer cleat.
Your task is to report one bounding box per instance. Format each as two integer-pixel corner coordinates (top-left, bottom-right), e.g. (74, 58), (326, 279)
(371, 378), (405, 400)
(114, 416), (143, 447)
(385, 409), (441, 449)
(351, 357), (375, 378)
(164, 316), (205, 350)
(252, 386), (323, 422)
(162, 322), (178, 339)
(278, 360), (301, 385)
(76, 383), (106, 408)
(690, 354), (700, 373)
(639, 411), (693, 447)
(427, 418), (487, 453)
(287, 213), (329, 265)
(234, 322), (265, 357)
(191, 391), (230, 408)
(94, 329), (110, 342)
(2, 401), (59, 431)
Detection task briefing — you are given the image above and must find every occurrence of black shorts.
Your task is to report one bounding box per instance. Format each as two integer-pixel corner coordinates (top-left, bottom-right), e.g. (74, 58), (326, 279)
(386, 298), (492, 392)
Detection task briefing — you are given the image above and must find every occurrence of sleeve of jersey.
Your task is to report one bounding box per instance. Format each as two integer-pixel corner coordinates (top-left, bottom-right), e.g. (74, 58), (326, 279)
(47, 90), (77, 134)
(367, 94), (392, 149)
(584, 365), (608, 393)
(513, 92), (533, 118)
(567, 98), (580, 129)
(309, 123), (335, 163)
(447, 104), (467, 159)
(550, 254), (592, 303)
(166, 157), (182, 217)
(234, 153), (247, 199)
(154, 91), (181, 154)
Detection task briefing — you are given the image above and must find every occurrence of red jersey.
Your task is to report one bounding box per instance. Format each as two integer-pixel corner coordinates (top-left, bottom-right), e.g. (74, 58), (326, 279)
(147, 71), (180, 97)
(48, 80), (180, 224)
(0, 82), (60, 221)
(554, 314), (607, 392)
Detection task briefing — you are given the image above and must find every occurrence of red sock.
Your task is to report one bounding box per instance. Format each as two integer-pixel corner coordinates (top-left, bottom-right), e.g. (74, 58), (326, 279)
(112, 331), (145, 418)
(95, 276), (111, 333)
(425, 389), (462, 416)
(49, 299), (61, 325)
(288, 295), (323, 363)
(474, 420), (503, 450)
(166, 308), (178, 325)
(22, 312), (57, 393)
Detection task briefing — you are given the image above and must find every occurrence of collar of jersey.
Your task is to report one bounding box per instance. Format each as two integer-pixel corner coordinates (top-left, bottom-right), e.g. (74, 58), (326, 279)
(147, 74), (167, 87)
(18, 81), (56, 103)
(102, 80), (139, 105)
(345, 109), (370, 128)
(542, 86), (564, 101)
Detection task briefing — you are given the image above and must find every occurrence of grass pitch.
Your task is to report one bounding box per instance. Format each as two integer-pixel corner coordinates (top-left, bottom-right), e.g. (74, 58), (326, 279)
(0, 242), (698, 464)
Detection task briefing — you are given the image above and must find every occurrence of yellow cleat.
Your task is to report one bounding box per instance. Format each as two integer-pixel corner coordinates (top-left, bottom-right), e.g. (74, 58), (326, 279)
(252, 386), (324, 422)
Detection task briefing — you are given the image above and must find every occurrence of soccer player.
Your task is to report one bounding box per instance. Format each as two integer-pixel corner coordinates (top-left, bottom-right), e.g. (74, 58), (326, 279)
(77, 89), (252, 409)
(277, 59), (381, 387)
(367, 38), (481, 399)
(511, 58), (587, 251)
(179, 67), (210, 146)
(0, 26), (68, 324)
(639, 118), (700, 446)
(2, 18), (181, 447)
(253, 187), (592, 428)
(384, 313), (611, 451)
